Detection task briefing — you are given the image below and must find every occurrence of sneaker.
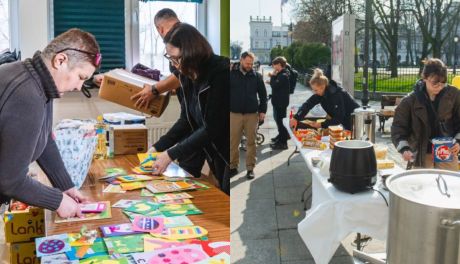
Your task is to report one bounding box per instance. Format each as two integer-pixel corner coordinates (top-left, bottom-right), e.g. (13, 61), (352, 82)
(246, 170), (255, 180)
(270, 142), (288, 150)
(229, 168), (238, 178)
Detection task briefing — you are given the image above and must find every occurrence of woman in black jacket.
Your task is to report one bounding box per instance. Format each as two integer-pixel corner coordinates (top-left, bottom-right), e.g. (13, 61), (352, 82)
(269, 56), (291, 150)
(151, 23), (230, 194)
(290, 69), (359, 130)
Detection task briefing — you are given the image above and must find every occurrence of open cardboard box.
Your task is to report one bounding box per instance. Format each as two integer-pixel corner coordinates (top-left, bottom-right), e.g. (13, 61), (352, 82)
(99, 69), (170, 117)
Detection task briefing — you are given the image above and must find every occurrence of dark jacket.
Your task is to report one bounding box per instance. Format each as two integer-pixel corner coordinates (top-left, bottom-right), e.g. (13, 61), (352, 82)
(391, 80), (460, 167)
(270, 68), (290, 108)
(230, 67), (267, 114)
(154, 54), (229, 166)
(0, 52), (75, 210)
(294, 80), (359, 130)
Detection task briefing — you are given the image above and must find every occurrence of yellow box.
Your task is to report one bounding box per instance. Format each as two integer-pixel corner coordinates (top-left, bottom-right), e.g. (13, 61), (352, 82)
(9, 241), (39, 264)
(4, 206), (45, 243)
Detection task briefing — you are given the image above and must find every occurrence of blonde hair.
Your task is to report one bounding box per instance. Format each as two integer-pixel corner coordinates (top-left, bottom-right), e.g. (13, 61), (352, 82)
(309, 68), (329, 86)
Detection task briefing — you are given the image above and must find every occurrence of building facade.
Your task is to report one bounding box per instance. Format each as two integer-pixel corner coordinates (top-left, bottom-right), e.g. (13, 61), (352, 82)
(249, 16), (292, 63)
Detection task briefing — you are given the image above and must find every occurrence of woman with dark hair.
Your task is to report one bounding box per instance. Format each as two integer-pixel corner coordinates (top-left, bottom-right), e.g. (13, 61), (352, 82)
(151, 23), (230, 194)
(392, 58), (460, 170)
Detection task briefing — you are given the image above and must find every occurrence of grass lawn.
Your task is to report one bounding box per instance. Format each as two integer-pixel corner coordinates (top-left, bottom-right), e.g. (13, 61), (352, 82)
(354, 72), (456, 93)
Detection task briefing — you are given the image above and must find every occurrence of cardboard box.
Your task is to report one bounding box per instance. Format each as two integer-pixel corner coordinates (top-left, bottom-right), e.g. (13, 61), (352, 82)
(9, 241), (39, 264)
(109, 124), (148, 155)
(4, 204), (45, 243)
(99, 69), (171, 117)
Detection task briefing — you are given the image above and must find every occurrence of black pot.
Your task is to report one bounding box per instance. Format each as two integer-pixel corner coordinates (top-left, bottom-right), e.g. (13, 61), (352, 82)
(328, 140), (377, 193)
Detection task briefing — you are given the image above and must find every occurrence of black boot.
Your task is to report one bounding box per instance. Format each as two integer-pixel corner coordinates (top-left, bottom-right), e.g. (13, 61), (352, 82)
(246, 170), (255, 180)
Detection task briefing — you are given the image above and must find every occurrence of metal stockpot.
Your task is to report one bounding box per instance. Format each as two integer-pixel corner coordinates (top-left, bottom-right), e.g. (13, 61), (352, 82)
(386, 169), (460, 264)
(351, 107), (376, 143)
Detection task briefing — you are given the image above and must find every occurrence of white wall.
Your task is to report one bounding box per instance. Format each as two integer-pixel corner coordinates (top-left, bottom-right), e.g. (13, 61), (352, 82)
(206, 0), (220, 55)
(18, 0), (49, 59)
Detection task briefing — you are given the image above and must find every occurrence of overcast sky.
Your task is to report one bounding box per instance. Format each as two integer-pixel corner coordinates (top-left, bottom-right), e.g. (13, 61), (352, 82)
(230, 0), (296, 51)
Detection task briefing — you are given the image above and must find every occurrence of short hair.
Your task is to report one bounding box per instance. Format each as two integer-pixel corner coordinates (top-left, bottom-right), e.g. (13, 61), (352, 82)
(421, 58), (447, 83)
(164, 23), (213, 79)
(309, 68), (329, 87)
(42, 28), (100, 69)
(272, 56), (287, 67)
(241, 51), (256, 60)
(154, 8), (178, 25)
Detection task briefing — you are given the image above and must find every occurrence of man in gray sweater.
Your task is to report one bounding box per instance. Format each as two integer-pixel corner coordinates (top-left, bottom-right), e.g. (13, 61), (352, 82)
(0, 28), (100, 218)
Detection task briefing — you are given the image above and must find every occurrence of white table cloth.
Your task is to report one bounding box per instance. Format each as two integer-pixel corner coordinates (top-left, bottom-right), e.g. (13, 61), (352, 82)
(284, 119), (401, 264)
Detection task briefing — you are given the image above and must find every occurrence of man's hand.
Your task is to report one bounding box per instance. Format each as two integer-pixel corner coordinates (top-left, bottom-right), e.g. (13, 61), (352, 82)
(93, 74), (104, 87)
(64, 187), (91, 204)
(402, 150), (414, 162)
(152, 151), (172, 175)
(451, 143), (460, 156)
(56, 193), (83, 218)
(131, 84), (154, 110)
(289, 118), (298, 129)
(258, 113), (266, 122)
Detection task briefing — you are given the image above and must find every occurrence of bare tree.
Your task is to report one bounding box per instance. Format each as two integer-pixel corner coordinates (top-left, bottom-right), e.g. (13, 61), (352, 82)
(410, 0), (460, 61)
(373, 0), (402, 77)
(293, 0), (362, 45)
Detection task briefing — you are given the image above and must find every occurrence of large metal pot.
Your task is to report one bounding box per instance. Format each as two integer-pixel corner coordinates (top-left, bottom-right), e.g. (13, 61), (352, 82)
(329, 140), (377, 193)
(386, 169), (460, 264)
(351, 107), (376, 143)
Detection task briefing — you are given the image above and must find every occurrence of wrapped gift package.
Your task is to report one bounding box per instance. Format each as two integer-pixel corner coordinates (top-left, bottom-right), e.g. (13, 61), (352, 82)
(53, 119), (97, 189)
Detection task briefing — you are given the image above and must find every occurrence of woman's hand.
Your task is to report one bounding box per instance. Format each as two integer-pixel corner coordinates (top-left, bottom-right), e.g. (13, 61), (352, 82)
(451, 143), (460, 156)
(152, 151), (173, 175)
(309, 122), (321, 129)
(56, 193), (83, 218)
(401, 150), (414, 162)
(289, 118), (298, 129)
(64, 187), (91, 203)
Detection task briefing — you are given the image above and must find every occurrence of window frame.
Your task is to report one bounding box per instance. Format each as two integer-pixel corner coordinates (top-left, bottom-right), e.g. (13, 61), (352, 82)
(128, 0), (201, 73)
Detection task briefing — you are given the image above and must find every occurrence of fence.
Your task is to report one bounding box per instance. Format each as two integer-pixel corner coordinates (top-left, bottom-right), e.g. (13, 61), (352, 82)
(353, 66), (456, 93)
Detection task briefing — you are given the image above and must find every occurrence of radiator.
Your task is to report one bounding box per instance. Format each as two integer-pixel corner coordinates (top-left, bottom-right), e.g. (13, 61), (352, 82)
(148, 122), (175, 145)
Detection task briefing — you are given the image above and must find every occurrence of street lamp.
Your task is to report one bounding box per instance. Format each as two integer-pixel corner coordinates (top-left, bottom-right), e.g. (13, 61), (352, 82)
(454, 36), (459, 75)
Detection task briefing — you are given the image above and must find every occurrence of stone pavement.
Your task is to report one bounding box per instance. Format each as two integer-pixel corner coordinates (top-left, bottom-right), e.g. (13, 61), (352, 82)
(230, 71), (405, 264)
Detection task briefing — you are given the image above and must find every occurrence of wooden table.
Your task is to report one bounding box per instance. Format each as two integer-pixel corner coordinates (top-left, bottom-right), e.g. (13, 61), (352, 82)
(44, 155), (230, 241)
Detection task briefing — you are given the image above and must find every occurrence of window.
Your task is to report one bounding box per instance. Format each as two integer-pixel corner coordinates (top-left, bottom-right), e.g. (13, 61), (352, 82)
(264, 30), (267, 37)
(255, 41), (258, 48)
(139, 1), (197, 74)
(264, 42), (267, 49)
(255, 29), (258, 36)
(0, 0), (9, 51)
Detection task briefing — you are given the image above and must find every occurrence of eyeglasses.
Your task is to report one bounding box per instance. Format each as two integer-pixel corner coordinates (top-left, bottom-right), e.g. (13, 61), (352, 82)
(427, 79), (446, 88)
(56, 48), (102, 67)
(163, 52), (181, 66)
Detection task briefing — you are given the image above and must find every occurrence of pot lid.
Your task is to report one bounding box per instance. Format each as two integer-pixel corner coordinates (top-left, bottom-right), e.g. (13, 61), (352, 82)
(387, 169), (460, 209)
(353, 107), (376, 114)
(335, 140), (373, 149)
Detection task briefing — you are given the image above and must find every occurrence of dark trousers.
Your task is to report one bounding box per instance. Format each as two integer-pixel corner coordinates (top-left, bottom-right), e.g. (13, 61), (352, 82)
(178, 150), (206, 178)
(208, 155), (230, 195)
(273, 105), (289, 144)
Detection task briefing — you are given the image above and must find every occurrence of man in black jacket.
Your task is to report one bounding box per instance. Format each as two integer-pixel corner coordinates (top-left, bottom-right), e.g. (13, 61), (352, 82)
(230, 52), (267, 179)
(269, 56), (291, 150)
